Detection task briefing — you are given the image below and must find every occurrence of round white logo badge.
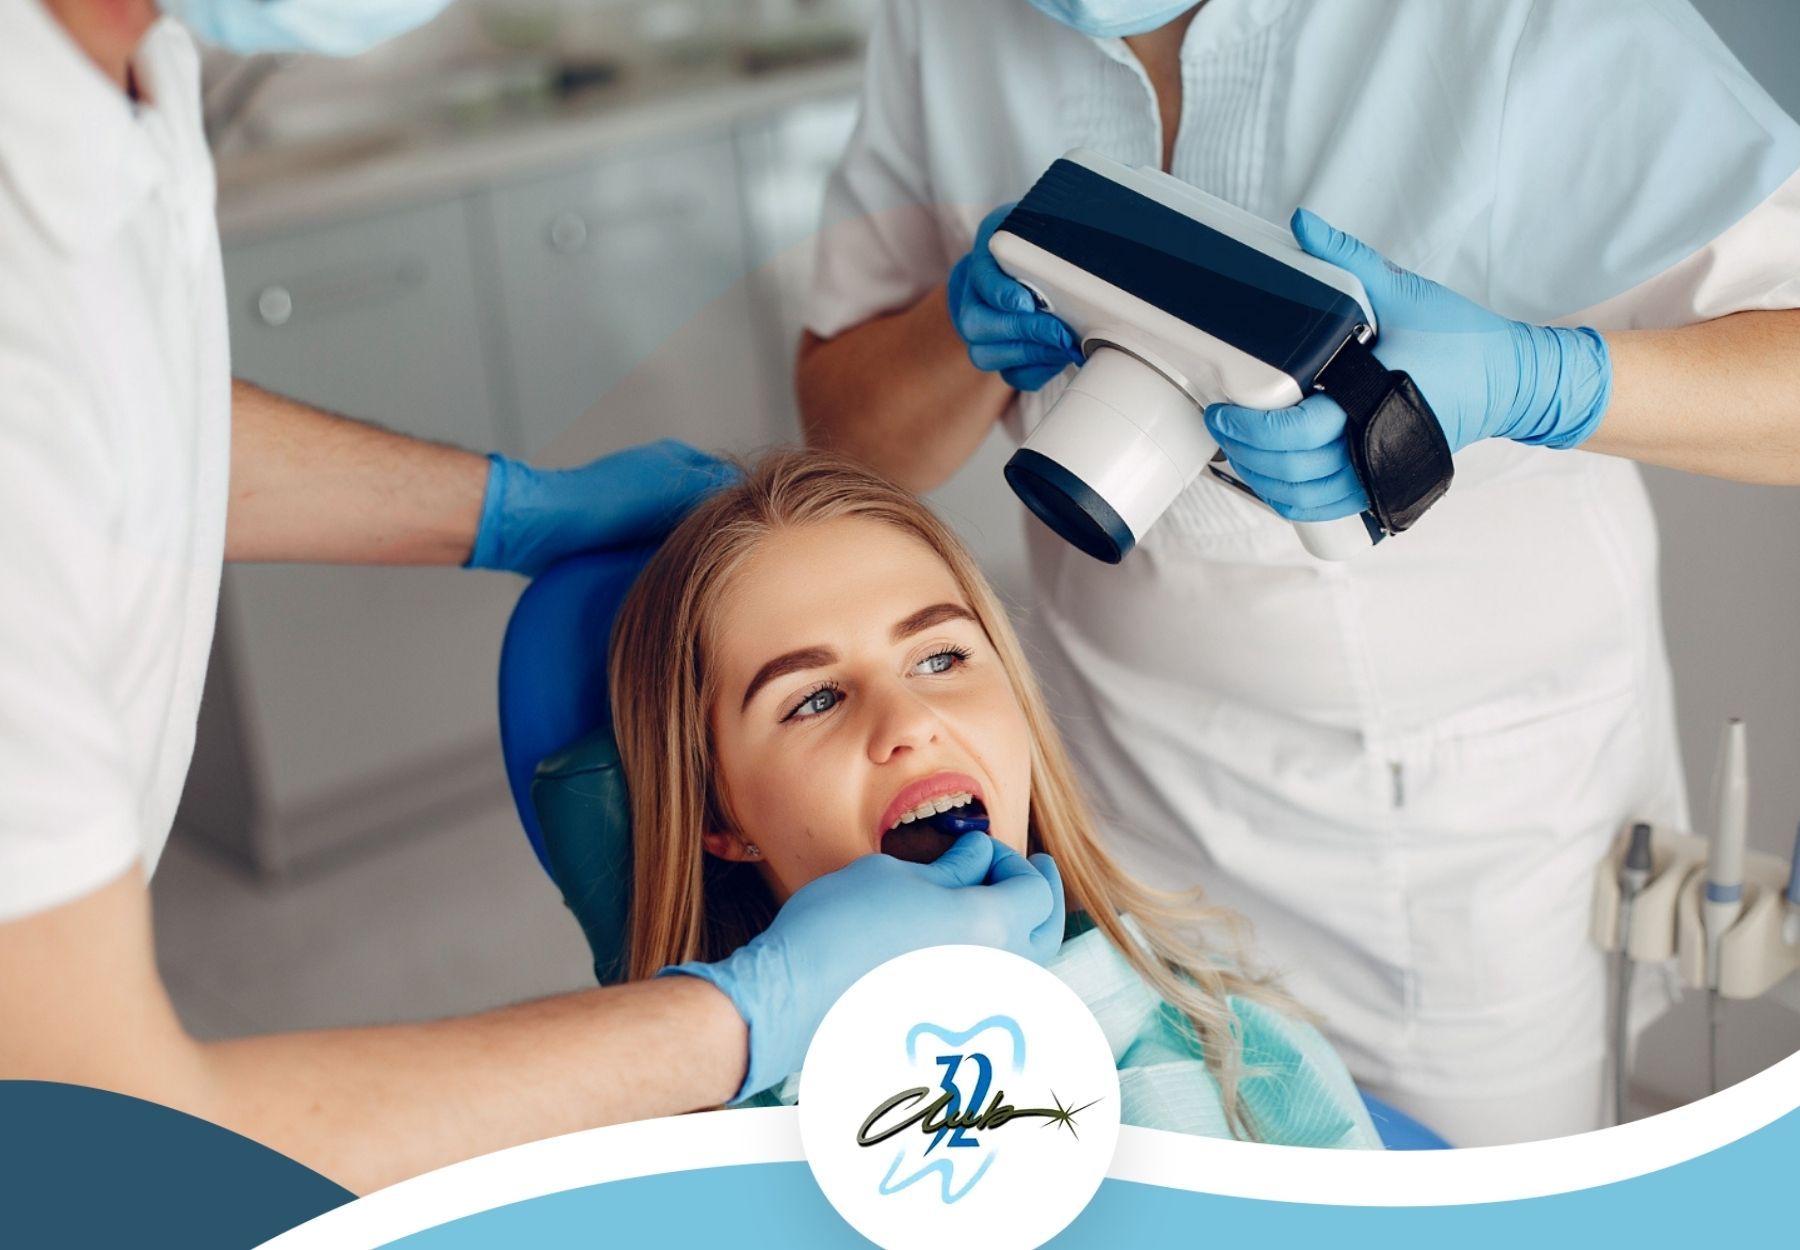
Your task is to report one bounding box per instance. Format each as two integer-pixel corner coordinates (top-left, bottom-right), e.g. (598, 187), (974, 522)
(797, 946), (1121, 1250)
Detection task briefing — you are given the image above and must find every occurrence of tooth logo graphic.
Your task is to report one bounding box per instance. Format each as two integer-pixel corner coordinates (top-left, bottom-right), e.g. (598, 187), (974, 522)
(799, 947), (1120, 1250)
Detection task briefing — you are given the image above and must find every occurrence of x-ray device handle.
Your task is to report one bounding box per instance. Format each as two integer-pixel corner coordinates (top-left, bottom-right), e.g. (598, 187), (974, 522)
(1206, 322), (1451, 560)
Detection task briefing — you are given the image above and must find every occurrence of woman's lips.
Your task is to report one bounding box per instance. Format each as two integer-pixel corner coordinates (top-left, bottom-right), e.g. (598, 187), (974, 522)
(874, 771), (986, 846)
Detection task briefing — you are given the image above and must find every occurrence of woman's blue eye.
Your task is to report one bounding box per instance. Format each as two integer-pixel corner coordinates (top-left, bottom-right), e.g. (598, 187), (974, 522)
(783, 648), (969, 722)
(915, 646), (972, 675)
(785, 683), (843, 721)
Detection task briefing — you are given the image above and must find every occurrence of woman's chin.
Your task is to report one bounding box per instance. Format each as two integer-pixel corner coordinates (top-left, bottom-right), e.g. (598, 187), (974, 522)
(879, 825), (963, 864)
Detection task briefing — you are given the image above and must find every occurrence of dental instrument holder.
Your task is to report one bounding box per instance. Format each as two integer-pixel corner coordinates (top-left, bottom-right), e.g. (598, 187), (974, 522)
(1678, 845), (1800, 1000)
(1591, 823), (1800, 1000)
(1592, 823), (1706, 965)
(992, 149), (1453, 565)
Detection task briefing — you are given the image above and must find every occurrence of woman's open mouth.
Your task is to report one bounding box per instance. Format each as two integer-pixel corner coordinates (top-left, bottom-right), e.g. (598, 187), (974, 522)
(879, 793), (989, 863)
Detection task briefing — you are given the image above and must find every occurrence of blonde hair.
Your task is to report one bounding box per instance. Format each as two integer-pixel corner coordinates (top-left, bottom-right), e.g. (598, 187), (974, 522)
(608, 449), (1292, 1136)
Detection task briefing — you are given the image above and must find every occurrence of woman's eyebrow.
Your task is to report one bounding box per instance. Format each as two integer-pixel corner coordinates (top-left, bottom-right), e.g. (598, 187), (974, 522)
(739, 605), (974, 711)
(742, 646), (836, 710)
(891, 602), (977, 641)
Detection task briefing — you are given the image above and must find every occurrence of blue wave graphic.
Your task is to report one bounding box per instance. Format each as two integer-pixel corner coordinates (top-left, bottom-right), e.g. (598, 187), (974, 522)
(377, 1105), (1800, 1246)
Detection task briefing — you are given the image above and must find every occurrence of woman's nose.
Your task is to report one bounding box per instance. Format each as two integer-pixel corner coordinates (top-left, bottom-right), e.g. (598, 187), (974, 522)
(865, 680), (941, 765)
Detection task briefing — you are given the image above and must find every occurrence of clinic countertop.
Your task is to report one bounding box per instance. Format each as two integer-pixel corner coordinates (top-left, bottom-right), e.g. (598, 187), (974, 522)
(215, 54), (862, 242)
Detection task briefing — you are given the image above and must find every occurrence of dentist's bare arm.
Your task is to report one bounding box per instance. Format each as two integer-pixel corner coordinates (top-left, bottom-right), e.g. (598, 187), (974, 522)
(225, 379), (489, 565)
(0, 870), (747, 1194)
(796, 287), (1015, 493)
(1596, 309), (1800, 483)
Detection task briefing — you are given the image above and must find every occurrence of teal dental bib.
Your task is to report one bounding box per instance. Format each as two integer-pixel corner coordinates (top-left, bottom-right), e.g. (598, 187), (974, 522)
(747, 914), (1382, 1150)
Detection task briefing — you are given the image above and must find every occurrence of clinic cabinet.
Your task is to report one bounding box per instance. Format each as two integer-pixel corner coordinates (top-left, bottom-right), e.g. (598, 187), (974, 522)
(180, 98), (857, 877)
(483, 131), (763, 454)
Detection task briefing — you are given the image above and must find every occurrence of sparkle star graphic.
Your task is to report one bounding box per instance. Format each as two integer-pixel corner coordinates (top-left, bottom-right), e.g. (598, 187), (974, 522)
(1037, 1091), (1102, 1141)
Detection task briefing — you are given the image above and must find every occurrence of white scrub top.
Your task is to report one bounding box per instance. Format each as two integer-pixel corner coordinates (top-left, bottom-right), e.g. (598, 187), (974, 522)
(0, 11), (229, 920)
(807, 0), (1800, 1145)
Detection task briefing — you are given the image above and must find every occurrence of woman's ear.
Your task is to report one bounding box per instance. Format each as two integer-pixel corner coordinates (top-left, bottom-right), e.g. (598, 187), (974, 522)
(703, 830), (763, 863)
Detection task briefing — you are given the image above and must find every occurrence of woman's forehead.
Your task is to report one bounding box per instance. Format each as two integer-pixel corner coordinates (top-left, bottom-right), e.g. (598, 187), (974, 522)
(713, 518), (966, 654)
(742, 516), (952, 592)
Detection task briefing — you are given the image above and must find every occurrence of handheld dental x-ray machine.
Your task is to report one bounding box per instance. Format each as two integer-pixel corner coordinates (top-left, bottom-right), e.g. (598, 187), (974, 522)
(991, 150), (1454, 563)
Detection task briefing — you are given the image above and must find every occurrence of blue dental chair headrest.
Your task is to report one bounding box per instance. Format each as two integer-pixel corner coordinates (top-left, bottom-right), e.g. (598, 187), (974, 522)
(497, 544), (658, 985)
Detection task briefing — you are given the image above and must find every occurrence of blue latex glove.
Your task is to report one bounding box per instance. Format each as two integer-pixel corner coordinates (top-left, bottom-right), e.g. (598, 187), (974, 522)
(665, 833), (1066, 1102)
(947, 203), (1086, 392)
(465, 440), (740, 578)
(1203, 208), (1613, 522)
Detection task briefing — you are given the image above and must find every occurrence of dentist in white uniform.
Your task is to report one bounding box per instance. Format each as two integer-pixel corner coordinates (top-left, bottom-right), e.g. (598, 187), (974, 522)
(0, 0), (1063, 1191)
(798, 0), (1800, 1145)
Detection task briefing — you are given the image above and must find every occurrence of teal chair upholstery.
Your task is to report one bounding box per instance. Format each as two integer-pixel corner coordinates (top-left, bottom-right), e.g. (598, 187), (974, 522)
(533, 730), (633, 985)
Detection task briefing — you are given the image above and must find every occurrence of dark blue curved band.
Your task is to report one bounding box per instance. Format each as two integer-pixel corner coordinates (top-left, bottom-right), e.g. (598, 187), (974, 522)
(1004, 448), (1135, 565)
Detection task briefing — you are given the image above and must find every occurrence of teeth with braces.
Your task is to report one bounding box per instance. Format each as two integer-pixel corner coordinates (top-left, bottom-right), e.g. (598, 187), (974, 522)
(890, 792), (978, 829)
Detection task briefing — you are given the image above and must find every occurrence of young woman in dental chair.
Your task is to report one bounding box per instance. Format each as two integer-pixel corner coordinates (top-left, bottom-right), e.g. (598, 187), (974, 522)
(607, 449), (1381, 1148)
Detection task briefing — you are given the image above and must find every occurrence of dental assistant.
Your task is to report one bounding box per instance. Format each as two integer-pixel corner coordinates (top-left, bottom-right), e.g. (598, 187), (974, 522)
(798, 0), (1800, 1145)
(0, 0), (1063, 1193)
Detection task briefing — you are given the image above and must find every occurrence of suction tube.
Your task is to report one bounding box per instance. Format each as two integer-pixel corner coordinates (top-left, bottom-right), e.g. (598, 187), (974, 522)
(1005, 346), (1374, 563)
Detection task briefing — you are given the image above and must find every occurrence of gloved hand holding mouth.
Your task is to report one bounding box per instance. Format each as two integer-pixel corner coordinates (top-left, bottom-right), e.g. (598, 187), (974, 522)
(1204, 208), (1614, 523)
(664, 832), (1066, 1102)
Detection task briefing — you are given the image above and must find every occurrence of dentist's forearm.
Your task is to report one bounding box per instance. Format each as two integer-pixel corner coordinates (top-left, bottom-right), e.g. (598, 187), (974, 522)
(1, 871), (749, 1195)
(198, 974), (748, 1192)
(225, 380), (488, 565)
(796, 287), (1014, 493)
(1588, 309), (1800, 483)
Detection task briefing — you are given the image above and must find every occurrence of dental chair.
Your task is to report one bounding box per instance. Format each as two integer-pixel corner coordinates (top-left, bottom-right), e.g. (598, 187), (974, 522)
(496, 546), (1450, 1150)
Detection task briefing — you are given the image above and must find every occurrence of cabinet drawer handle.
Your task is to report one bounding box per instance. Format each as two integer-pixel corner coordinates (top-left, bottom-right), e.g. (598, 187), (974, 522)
(542, 197), (701, 253)
(248, 259), (427, 327)
(257, 285), (294, 327)
(547, 211), (589, 254)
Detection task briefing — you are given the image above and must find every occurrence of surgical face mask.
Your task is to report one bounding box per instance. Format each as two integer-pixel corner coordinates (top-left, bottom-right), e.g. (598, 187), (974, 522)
(1024, 0), (1200, 39)
(158, 0), (457, 57)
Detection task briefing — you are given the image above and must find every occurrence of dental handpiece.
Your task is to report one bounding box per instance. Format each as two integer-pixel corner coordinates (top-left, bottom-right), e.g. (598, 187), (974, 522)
(1784, 821), (1800, 947)
(1613, 822), (1654, 1125)
(1703, 719), (1748, 1094)
(1703, 720), (1749, 985)
(1619, 823), (1655, 928)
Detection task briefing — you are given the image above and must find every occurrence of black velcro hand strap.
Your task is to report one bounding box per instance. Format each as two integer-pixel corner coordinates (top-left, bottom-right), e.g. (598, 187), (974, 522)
(1316, 337), (1454, 536)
